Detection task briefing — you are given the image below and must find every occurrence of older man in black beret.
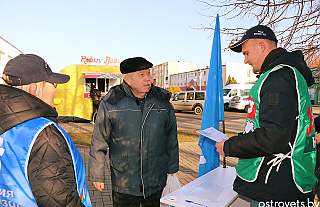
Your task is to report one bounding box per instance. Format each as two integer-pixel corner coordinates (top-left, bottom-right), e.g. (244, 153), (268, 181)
(88, 57), (179, 207)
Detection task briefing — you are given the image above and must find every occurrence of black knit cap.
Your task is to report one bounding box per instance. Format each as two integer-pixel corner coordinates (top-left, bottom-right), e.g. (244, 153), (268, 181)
(120, 57), (153, 74)
(3, 54), (70, 86)
(230, 25), (278, 53)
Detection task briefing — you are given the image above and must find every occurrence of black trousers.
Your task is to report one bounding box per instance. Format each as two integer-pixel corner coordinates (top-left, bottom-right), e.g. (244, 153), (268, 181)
(112, 189), (163, 207)
(91, 100), (100, 121)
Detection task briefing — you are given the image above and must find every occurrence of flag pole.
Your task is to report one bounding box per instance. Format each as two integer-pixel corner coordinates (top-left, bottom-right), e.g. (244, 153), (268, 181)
(222, 120), (226, 168)
(197, 14), (224, 177)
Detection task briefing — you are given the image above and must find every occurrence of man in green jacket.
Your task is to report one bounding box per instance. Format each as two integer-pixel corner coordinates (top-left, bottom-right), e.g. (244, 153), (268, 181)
(216, 25), (317, 205)
(88, 57), (179, 207)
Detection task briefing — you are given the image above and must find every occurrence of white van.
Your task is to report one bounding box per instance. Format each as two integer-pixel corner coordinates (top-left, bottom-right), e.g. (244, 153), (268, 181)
(223, 84), (254, 110)
(170, 91), (206, 115)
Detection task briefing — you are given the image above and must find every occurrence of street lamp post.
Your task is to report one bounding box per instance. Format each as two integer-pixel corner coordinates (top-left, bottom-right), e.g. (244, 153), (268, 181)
(195, 68), (203, 91)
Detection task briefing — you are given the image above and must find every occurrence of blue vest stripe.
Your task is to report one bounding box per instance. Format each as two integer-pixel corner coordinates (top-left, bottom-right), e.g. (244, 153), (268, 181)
(0, 118), (92, 206)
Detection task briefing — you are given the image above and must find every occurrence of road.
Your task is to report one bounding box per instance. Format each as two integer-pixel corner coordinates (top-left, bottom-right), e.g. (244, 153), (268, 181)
(176, 105), (320, 133)
(175, 110), (247, 133)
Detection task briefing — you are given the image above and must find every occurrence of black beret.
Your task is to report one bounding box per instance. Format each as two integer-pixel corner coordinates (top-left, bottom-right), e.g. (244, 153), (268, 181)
(120, 57), (153, 74)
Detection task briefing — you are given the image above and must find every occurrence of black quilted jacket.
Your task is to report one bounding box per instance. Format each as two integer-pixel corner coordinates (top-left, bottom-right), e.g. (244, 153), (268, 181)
(224, 48), (315, 202)
(0, 84), (84, 207)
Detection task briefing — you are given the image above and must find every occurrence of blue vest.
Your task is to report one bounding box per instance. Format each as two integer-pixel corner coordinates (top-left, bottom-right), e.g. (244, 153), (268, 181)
(0, 117), (92, 207)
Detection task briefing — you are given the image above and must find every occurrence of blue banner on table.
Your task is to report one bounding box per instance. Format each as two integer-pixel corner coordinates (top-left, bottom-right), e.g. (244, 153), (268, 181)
(198, 14), (224, 178)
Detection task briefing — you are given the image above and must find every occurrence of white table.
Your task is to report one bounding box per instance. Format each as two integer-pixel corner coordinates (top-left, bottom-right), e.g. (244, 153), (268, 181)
(160, 166), (238, 207)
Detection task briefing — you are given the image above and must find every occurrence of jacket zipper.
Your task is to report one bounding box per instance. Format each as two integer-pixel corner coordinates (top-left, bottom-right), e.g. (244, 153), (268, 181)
(140, 102), (155, 198)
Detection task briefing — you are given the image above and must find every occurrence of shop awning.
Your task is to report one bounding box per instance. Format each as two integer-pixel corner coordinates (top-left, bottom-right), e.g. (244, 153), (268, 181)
(83, 73), (123, 79)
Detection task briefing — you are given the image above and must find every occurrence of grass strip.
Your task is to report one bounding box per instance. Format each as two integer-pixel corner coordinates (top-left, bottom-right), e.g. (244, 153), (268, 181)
(69, 129), (237, 146)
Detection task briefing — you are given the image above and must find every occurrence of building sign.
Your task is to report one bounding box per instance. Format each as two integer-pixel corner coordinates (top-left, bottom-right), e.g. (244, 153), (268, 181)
(83, 72), (123, 79)
(81, 56), (124, 65)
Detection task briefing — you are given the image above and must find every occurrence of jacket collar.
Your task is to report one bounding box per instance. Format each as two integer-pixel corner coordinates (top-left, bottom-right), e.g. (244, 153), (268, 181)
(260, 48), (288, 75)
(0, 84), (58, 135)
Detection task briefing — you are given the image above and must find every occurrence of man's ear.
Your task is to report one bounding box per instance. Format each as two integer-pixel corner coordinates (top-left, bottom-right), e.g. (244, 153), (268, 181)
(29, 83), (37, 95)
(123, 74), (131, 85)
(258, 41), (266, 53)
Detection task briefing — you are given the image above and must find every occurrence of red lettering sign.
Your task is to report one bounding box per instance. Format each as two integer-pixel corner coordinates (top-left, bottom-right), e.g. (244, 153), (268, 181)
(81, 56), (123, 65)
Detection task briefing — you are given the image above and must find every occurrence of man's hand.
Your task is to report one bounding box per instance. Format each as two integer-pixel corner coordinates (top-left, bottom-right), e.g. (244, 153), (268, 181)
(316, 133), (320, 145)
(93, 182), (104, 192)
(215, 139), (227, 157)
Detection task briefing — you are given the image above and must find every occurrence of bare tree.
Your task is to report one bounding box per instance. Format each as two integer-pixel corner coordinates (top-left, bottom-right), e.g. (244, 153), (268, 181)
(197, 0), (320, 64)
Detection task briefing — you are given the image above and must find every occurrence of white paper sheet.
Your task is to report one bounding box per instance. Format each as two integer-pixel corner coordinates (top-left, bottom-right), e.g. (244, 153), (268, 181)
(183, 182), (230, 202)
(197, 127), (229, 142)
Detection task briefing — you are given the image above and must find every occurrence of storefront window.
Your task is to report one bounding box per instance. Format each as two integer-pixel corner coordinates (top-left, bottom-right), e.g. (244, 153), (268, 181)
(85, 78), (96, 93)
(85, 78), (110, 93)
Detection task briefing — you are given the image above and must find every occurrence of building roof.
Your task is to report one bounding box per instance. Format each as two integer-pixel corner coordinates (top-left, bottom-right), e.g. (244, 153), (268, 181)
(0, 36), (24, 54)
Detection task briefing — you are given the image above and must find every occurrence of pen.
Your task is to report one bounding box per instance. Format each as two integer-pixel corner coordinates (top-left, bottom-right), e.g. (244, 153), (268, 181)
(185, 200), (207, 207)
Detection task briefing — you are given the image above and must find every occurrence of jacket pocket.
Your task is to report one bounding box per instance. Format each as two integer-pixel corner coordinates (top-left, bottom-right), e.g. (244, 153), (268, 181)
(110, 157), (129, 172)
(109, 158), (133, 188)
(149, 154), (168, 188)
(157, 153), (169, 169)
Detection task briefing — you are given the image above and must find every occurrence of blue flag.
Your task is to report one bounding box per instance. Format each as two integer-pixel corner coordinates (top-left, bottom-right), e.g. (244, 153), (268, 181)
(197, 14), (224, 178)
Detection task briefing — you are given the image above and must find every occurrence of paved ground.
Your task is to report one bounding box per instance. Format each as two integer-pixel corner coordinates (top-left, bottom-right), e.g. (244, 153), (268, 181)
(58, 105), (320, 206)
(59, 123), (238, 206)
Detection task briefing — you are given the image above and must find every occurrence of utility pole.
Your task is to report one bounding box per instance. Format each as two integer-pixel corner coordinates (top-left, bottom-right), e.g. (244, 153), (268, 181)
(195, 68), (202, 91)
(199, 68), (202, 90)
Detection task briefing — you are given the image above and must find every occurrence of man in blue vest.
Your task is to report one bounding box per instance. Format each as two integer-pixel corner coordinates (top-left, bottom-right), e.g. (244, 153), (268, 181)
(0, 54), (91, 206)
(216, 25), (317, 205)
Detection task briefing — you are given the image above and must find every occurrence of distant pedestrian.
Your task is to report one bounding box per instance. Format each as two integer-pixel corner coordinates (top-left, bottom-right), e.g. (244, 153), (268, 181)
(216, 25), (317, 204)
(0, 54), (91, 206)
(88, 57), (179, 207)
(90, 84), (101, 123)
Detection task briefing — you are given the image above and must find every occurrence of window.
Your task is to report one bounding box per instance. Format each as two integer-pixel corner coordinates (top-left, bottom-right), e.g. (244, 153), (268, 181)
(195, 92), (205, 100)
(173, 93), (185, 101)
(204, 71), (206, 76)
(223, 89), (231, 96)
(231, 96), (240, 101)
(230, 89), (237, 96)
(85, 78), (96, 93)
(204, 81), (207, 85)
(240, 89), (250, 96)
(0, 51), (4, 66)
(85, 78), (109, 93)
(187, 92), (194, 100)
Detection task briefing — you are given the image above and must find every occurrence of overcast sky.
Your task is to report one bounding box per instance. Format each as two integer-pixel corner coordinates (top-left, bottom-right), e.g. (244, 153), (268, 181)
(0, 0), (245, 72)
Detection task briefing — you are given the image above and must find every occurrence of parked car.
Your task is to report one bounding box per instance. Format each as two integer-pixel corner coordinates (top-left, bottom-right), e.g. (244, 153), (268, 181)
(170, 91), (205, 115)
(223, 84), (254, 111)
(229, 96), (250, 112)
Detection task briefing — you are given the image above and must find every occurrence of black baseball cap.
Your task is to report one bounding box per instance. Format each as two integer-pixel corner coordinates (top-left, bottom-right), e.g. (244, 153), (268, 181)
(230, 25), (278, 53)
(120, 57), (153, 74)
(3, 54), (70, 86)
